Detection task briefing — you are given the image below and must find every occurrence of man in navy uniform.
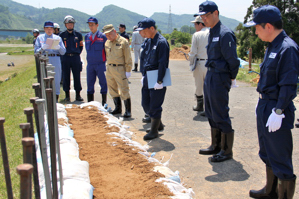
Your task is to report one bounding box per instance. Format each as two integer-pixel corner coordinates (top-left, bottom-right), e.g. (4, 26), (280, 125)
(244, 5), (298, 198)
(119, 24), (130, 41)
(85, 17), (107, 105)
(195, 1), (240, 162)
(60, 15), (84, 102)
(136, 18), (169, 140)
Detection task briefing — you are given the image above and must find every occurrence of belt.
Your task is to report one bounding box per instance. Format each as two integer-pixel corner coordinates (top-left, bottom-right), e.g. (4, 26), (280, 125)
(259, 93), (277, 100)
(48, 54), (60, 57)
(108, 64), (124, 66)
(65, 53), (79, 56)
(197, 58), (207, 61)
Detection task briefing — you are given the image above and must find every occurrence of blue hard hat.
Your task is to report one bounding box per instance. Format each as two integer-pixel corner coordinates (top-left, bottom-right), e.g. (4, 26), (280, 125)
(244, 5), (282, 27)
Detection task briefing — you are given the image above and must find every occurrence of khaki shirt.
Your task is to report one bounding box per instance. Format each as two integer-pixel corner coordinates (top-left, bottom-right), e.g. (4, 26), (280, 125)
(105, 34), (132, 72)
(189, 27), (209, 66)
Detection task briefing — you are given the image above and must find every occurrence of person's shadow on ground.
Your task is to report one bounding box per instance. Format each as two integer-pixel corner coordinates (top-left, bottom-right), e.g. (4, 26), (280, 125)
(146, 134), (175, 153)
(205, 158), (250, 182)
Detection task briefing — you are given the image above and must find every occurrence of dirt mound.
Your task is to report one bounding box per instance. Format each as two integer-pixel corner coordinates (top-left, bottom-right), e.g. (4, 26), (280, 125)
(66, 106), (174, 198)
(170, 46), (190, 60)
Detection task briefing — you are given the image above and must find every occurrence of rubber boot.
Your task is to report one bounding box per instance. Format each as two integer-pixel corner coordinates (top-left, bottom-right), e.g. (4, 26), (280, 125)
(132, 63), (138, 72)
(102, 94), (107, 106)
(146, 120), (164, 132)
(76, 91), (84, 101)
(199, 128), (221, 155)
(278, 175), (296, 199)
(64, 91), (70, 102)
(87, 94), (94, 102)
(56, 95), (59, 102)
(142, 114), (151, 123)
(143, 118), (160, 140)
(111, 97), (122, 115)
(193, 95), (204, 111)
(123, 98), (131, 118)
(249, 166), (278, 198)
(211, 131), (234, 162)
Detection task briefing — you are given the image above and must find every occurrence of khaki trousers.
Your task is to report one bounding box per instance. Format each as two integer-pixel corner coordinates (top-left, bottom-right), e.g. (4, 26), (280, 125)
(193, 61), (207, 96)
(106, 65), (130, 100)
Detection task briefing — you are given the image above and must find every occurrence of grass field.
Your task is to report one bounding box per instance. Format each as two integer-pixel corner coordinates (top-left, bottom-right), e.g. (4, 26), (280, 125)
(0, 47), (34, 55)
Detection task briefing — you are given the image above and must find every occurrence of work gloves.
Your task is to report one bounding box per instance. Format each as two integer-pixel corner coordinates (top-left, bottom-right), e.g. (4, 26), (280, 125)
(266, 108), (285, 132)
(141, 76), (144, 86)
(154, 82), (163, 90)
(53, 45), (60, 50)
(126, 72), (131, 79)
(231, 79), (238, 88)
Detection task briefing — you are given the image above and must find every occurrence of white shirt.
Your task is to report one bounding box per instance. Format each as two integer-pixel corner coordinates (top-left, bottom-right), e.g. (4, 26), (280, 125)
(189, 27), (209, 66)
(131, 31), (145, 48)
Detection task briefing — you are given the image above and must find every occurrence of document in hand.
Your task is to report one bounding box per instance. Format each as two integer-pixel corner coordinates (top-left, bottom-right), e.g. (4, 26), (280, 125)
(147, 68), (172, 89)
(46, 38), (60, 49)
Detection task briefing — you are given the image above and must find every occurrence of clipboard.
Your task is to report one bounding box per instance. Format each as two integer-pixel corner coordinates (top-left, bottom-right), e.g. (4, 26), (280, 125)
(147, 68), (172, 89)
(46, 38), (60, 49)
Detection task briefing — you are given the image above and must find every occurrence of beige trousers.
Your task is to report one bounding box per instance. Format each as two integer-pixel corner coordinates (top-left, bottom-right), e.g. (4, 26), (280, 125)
(106, 65), (130, 100)
(193, 61), (207, 96)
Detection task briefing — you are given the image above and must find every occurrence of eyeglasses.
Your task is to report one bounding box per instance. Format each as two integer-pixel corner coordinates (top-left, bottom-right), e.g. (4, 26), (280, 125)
(201, 12), (212, 19)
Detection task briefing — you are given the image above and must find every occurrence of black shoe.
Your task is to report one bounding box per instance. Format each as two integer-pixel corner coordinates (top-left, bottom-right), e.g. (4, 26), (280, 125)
(295, 123), (299, 128)
(211, 131), (234, 162)
(142, 114), (151, 123)
(102, 94), (107, 106)
(76, 92), (83, 101)
(199, 128), (221, 155)
(193, 95), (204, 112)
(87, 94), (94, 102)
(132, 63), (138, 72)
(146, 121), (164, 132)
(64, 91), (70, 102)
(111, 97), (122, 115)
(123, 98), (131, 118)
(249, 166), (278, 198)
(277, 175), (296, 199)
(144, 118), (160, 140)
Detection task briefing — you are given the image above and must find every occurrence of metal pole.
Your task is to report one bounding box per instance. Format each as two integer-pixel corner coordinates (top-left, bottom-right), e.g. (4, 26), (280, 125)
(16, 164), (33, 199)
(34, 54), (41, 85)
(48, 72), (64, 194)
(30, 98), (41, 151)
(35, 99), (52, 199)
(19, 123), (30, 138)
(249, 48), (252, 71)
(32, 83), (41, 99)
(0, 118), (13, 199)
(23, 108), (40, 199)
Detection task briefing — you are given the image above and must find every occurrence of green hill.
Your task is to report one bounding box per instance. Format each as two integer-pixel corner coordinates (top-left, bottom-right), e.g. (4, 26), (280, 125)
(0, 0), (241, 33)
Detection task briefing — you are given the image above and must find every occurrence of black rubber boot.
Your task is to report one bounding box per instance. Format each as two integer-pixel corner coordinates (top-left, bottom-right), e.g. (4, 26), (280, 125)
(142, 114), (151, 123)
(193, 95), (204, 111)
(249, 166), (278, 198)
(211, 131), (234, 162)
(132, 63), (138, 72)
(64, 91), (70, 102)
(56, 95), (59, 102)
(87, 94), (94, 102)
(199, 128), (221, 155)
(146, 120), (164, 132)
(123, 98), (131, 118)
(102, 94), (107, 106)
(277, 175), (296, 199)
(76, 91), (84, 101)
(111, 97), (122, 115)
(143, 118), (160, 140)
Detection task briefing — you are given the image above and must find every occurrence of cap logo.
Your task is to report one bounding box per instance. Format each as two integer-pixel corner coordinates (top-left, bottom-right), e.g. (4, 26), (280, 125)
(199, 6), (203, 11)
(139, 23), (143, 28)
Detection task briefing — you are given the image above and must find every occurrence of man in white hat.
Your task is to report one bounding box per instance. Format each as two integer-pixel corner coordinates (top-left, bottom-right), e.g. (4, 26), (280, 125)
(189, 16), (209, 116)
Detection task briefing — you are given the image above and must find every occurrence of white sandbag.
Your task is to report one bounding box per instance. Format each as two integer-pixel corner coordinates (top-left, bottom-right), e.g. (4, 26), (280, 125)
(156, 178), (195, 199)
(62, 161), (90, 183)
(60, 142), (79, 158)
(61, 179), (94, 199)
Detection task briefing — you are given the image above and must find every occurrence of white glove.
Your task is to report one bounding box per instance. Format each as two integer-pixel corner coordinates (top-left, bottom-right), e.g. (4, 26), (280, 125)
(53, 45), (60, 50)
(231, 79), (238, 88)
(41, 44), (49, 50)
(154, 82), (163, 90)
(266, 108), (285, 132)
(126, 72), (131, 79)
(141, 76), (144, 86)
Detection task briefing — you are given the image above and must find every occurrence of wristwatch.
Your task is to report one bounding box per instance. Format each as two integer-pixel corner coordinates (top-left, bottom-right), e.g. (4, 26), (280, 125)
(157, 81), (163, 84)
(274, 108), (283, 115)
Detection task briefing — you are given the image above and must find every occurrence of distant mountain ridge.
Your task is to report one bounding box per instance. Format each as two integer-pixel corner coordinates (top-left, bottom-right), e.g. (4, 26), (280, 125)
(0, 0), (241, 33)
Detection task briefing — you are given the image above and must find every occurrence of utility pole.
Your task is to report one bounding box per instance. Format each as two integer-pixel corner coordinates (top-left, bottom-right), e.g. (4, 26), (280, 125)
(167, 5), (173, 34)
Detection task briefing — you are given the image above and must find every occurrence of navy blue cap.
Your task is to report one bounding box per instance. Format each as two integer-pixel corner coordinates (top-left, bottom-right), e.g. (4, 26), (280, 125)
(244, 5), (282, 27)
(135, 18), (156, 31)
(87, 17), (98, 24)
(194, 1), (218, 16)
(44, 21), (54, 28)
(119, 23), (126, 28)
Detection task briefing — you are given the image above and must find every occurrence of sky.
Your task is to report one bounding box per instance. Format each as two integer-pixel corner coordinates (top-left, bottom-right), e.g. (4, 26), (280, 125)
(13, 0), (253, 22)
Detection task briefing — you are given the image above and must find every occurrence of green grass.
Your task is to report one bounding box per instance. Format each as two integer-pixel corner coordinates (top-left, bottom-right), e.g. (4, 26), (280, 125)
(0, 61), (37, 198)
(236, 63), (260, 87)
(0, 47), (34, 55)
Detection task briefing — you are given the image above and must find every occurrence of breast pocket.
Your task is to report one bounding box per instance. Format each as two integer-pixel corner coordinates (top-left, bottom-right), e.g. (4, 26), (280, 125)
(115, 45), (123, 57)
(94, 42), (103, 51)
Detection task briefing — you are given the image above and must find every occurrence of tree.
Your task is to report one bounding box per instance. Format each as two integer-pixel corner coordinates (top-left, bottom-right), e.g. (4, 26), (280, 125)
(25, 33), (34, 44)
(180, 25), (196, 34)
(236, 0), (299, 60)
